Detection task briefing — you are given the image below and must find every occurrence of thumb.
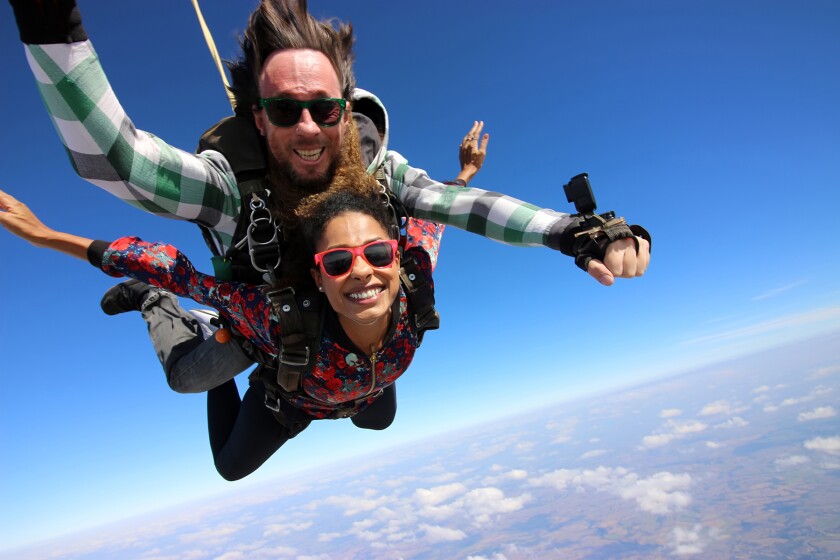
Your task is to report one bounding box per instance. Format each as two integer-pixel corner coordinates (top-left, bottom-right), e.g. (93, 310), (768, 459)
(586, 259), (615, 286)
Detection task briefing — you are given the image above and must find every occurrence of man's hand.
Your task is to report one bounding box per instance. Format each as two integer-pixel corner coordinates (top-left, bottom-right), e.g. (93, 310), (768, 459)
(586, 235), (650, 286)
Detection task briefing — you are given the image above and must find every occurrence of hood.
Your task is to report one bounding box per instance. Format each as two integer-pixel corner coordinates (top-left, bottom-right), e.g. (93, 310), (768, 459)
(352, 88), (390, 174)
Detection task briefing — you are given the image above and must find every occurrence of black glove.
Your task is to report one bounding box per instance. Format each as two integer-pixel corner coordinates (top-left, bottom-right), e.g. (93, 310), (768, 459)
(9, 0), (87, 44)
(559, 216), (652, 272)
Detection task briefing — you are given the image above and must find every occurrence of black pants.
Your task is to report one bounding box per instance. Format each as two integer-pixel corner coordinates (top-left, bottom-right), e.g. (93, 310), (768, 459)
(207, 380), (397, 481)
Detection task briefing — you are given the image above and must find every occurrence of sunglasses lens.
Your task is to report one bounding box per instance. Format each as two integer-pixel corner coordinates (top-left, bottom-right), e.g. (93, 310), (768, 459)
(265, 99), (302, 127)
(363, 242), (395, 267)
(321, 250), (354, 277)
(309, 99), (344, 126)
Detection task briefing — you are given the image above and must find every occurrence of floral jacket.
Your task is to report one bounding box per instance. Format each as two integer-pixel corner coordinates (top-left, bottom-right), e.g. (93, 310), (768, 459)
(92, 219), (443, 419)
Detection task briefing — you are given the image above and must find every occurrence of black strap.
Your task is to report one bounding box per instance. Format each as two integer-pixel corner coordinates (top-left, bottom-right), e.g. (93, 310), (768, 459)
(399, 255), (440, 345)
(264, 286), (324, 393)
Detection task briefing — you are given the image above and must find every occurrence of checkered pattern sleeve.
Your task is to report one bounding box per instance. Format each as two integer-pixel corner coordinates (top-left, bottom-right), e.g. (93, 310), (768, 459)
(23, 41), (241, 255)
(383, 150), (576, 251)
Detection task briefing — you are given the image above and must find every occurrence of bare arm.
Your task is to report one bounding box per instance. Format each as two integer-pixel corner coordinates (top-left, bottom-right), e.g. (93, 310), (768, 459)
(0, 189), (92, 260)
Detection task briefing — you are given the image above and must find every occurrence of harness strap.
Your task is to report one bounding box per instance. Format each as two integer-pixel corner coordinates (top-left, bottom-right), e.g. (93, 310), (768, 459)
(264, 286), (324, 393)
(399, 256), (440, 345)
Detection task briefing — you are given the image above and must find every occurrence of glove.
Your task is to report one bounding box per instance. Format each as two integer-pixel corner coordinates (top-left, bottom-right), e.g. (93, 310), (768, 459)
(559, 215), (652, 272)
(9, 0), (87, 44)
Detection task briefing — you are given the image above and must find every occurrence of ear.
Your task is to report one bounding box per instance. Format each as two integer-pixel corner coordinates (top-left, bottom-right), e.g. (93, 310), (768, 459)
(310, 267), (322, 289)
(253, 106), (266, 136)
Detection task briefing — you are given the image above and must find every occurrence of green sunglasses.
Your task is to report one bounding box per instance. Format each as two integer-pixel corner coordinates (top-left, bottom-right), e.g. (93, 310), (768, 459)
(258, 97), (347, 128)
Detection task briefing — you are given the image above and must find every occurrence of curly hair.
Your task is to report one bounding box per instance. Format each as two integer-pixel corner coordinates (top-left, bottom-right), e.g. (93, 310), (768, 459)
(228, 0), (356, 116)
(270, 131), (388, 290)
(295, 169), (395, 259)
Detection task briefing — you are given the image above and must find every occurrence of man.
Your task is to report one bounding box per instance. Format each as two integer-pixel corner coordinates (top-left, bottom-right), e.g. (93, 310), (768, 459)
(8, 0), (650, 398)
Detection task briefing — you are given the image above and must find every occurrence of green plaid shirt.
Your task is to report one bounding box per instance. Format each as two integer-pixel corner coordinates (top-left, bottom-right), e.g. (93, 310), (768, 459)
(24, 41), (574, 255)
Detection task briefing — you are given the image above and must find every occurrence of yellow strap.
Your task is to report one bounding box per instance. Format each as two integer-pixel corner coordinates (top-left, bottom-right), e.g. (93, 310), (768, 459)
(190, 0), (237, 111)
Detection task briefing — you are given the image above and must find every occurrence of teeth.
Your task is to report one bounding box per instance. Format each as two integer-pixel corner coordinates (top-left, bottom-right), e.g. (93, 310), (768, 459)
(296, 148), (323, 161)
(348, 287), (383, 301)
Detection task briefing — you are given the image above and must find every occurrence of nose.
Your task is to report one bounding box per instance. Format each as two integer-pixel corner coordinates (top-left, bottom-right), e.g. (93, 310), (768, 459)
(349, 253), (374, 279)
(295, 108), (320, 137)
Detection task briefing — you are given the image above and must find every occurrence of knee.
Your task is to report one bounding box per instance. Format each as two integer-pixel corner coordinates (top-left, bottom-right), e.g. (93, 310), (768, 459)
(214, 460), (250, 482)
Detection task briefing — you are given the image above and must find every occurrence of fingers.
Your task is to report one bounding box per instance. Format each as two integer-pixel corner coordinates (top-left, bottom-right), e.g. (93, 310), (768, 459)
(0, 189), (21, 213)
(586, 259), (615, 286)
(602, 237), (649, 278)
(477, 131), (490, 155)
(462, 121), (485, 146)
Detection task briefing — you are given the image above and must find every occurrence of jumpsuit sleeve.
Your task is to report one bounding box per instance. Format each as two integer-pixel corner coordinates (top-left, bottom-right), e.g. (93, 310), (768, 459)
(96, 236), (275, 356)
(21, 39), (242, 255)
(382, 150), (576, 250)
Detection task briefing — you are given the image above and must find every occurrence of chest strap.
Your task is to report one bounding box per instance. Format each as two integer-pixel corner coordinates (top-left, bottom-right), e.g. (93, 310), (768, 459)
(262, 286), (325, 399)
(399, 255), (440, 344)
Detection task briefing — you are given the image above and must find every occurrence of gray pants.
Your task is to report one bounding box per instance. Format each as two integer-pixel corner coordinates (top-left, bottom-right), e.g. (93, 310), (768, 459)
(142, 290), (253, 393)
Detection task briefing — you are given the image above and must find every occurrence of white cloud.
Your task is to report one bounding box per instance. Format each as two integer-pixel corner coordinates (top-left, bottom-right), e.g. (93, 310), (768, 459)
(752, 385), (770, 394)
(752, 279), (808, 301)
(714, 416), (748, 429)
(461, 487), (532, 525)
(660, 408), (683, 418)
(781, 395), (815, 407)
(419, 524), (466, 543)
(671, 420), (708, 434)
(670, 524), (706, 555)
(705, 441), (722, 449)
(414, 483), (467, 506)
(775, 455), (810, 469)
(679, 306), (840, 346)
(798, 406), (837, 422)
(177, 523), (245, 545)
(580, 449), (607, 460)
(641, 420), (708, 449)
(804, 435), (840, 456)
(320, 494), (390, 515)
(641, 433), (675, 449)
(618, 472), (692, 514)
(763, 404), (779, 413)
(531, 466), (692, 514)
(810, 365), (840, 379)
(699, 400), (734, 416)
(263, 521), (313, 537)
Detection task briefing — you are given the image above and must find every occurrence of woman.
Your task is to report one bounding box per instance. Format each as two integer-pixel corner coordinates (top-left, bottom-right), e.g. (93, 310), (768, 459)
(0, 168), (443, 480)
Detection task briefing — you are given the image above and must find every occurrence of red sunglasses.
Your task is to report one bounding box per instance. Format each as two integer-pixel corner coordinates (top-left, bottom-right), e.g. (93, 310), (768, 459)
(314, 239), (398, 278)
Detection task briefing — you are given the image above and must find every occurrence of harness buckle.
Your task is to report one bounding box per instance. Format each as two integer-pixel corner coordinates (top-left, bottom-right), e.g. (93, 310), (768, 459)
(279, 346), (311, 367)
(264, 394), (282, 412)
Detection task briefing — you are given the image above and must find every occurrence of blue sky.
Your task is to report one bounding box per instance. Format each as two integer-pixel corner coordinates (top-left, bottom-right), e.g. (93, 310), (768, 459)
(1, 0), (839, 551)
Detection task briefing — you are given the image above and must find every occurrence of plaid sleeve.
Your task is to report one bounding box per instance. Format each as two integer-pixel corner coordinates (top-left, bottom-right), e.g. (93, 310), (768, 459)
(23, 41), (241, 254)
(383, 150), (575, 250)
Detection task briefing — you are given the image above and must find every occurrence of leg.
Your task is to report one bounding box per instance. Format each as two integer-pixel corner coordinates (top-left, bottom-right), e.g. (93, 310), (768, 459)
(139, 290), (253, 393)
(207, 379), (311, 481)
(351, 383), (397, 430)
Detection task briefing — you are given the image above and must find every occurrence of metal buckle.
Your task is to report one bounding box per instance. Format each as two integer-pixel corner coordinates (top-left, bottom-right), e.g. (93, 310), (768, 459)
(279, 346), (310, 367)
(246, 193), (282, 273)
(264, 394), (282, 412)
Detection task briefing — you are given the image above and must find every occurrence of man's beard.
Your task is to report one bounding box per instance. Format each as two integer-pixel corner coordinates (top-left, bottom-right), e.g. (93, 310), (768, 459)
(269, 151), (339, 196)
(266, 150), (340, 224)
